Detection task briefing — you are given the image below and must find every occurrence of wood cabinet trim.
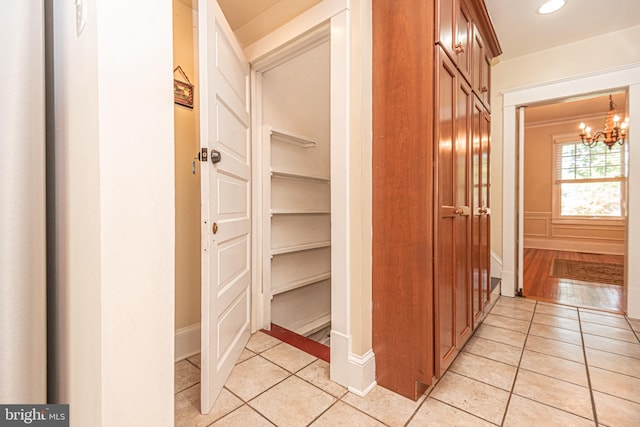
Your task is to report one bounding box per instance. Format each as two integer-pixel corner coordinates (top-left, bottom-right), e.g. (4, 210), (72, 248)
(463, 0), (502, 58)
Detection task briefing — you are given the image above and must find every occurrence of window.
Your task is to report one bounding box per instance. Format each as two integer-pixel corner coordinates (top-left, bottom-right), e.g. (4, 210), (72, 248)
(553, 137), (627, 220)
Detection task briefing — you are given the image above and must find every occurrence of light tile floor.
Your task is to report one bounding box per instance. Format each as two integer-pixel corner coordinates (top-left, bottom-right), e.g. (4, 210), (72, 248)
(175, 297), (640, 426)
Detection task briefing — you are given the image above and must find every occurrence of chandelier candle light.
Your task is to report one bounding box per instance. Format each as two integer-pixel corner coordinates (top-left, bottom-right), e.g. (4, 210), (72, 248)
(579, 95), (630, 150)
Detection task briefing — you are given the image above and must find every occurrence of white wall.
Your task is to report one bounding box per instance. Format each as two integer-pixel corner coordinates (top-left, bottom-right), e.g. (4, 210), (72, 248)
(262, 41), (331, 171)
(52, 0), (175, 425)
(173, 0), (202, 359)
(0, 1), (47, 404)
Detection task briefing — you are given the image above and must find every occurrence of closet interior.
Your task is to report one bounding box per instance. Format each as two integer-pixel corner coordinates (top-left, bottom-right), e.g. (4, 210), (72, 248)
(260, 39), (332, 345)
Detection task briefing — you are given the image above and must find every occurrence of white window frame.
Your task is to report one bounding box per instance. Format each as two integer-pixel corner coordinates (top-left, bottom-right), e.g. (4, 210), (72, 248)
(551, 133), (627, 226)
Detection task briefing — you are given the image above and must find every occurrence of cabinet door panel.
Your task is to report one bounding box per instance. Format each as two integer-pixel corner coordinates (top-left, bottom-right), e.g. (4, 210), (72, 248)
(471, 99), (483, 324)
(456, 0), (473, 83)
(437, 0), (455, 60)
(455, 80), (472, 346)
(472, 25), (491, 110)
(436, 49), (457, 376)
(436, 49), (472, 376)
(480, 109), (491, 309)
(472, 98), (491, 325)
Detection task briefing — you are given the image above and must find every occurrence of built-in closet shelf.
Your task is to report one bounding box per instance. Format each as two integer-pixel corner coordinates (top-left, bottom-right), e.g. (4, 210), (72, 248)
(272, 272), (332, 296)
(271, 240), (331, 256)
(271, 209), (331, 215)
(271, 169), (330, 183)
(297, 314), (331, 337)
(271, 128), (317, 148)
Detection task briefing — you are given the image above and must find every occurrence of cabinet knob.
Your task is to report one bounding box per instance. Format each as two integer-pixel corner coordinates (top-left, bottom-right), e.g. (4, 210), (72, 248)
(454, 42), (464, 54)
(481, 86), (488, 93)
(454, 208), (463, 215)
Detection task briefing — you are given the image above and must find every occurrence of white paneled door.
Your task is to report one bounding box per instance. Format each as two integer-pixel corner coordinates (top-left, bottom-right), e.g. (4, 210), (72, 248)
(199, 0), (252, 414)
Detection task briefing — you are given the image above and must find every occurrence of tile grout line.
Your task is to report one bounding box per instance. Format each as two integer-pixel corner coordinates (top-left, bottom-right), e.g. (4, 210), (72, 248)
(577, 309), (599, 426)
(234, 348), (345, 425)
(402, 386), (434, 426)
(624, 315), (640, 343)
(499, 299), (538, 427)
(426, 394), (502, 426)
(304, 399), (340, 427)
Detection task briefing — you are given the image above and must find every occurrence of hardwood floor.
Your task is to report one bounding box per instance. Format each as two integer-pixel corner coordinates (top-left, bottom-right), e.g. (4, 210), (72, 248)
(523, 248), (625, 313)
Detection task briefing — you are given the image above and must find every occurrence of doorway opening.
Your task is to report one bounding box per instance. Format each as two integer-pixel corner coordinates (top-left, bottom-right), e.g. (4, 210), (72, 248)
(172, 0), (358, 416)
(254, 33), (333, 349)
(520, 91), (628, 313)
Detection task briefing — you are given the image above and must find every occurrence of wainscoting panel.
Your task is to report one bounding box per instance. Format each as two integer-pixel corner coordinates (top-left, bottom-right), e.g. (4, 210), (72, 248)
(523, 212), (625, 255)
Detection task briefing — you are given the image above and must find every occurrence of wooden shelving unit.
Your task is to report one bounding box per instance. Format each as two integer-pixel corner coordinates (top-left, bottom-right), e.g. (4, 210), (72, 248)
(271, 169), (330, 183)
(271, 128), (317, 148)
(263, 125), (332, 338)
(272, 271), (332, 296)
(271, 240), (331, 256)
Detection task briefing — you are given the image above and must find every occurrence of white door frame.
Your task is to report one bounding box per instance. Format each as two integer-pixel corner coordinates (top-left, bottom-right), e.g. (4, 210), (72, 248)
(247, 0), (375, 395)
(501, 63), (640, 318)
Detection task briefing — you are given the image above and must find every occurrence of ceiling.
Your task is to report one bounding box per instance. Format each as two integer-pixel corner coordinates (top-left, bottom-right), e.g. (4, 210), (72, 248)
(208, 0), (638, 120)
(525, 91), (627, 126)
(214, 0), (640, 58)
(485, 0), (640, 60)
(217, 0), (322, 46)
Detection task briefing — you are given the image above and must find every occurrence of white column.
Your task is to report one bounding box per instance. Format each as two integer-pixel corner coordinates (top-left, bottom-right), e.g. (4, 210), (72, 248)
(501, 105), (517, 297)
(517, 106), (526, 294)
(626, 83), (640, 319)
(0, 1), (47, 403)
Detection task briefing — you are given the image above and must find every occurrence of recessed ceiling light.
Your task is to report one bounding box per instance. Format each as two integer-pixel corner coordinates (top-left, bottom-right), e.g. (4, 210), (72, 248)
(538, 0), (566, 14)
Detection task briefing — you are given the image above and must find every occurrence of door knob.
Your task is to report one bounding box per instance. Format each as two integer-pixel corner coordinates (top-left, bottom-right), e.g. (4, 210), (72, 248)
(212, 223), (218, 234)
(210, 149), (222, 164)
(454, 42), (464, 53)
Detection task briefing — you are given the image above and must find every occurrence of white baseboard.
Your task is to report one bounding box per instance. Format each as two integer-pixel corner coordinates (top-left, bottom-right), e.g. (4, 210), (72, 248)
(501, 270), (516, 298)
(490, 251), (503, 278)
(330, 330), (376, 397)
(347, 350), (377, 397)
(524, 238), (624, 255)
(330, 330), (350, 387)
(175, 323), (200, 362)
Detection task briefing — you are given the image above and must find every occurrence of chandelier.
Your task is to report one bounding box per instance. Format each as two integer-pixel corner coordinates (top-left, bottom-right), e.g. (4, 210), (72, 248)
(579, 95), (629, 150)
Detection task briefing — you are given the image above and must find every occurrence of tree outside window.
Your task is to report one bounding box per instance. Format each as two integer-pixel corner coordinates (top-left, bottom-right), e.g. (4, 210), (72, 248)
(554, 139), (627, 219)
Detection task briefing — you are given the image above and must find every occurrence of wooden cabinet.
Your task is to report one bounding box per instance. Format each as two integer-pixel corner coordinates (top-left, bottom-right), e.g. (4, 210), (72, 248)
(373, 0), (500, 400)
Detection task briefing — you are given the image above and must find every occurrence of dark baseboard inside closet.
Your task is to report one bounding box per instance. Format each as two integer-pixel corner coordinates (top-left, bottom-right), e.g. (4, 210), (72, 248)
(261, 323), (330, 363)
